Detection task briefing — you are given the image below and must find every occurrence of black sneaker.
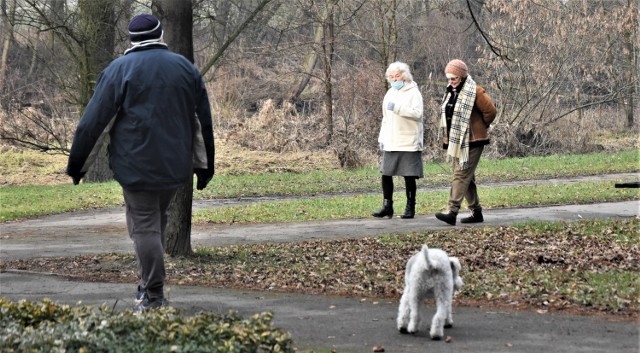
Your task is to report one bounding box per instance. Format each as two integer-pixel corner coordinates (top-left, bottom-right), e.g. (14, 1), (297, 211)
(134, 286), (146, 305)
(132, 297), (166, 312)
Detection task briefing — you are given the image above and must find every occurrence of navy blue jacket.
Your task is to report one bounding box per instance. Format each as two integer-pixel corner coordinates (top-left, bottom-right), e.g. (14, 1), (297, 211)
(67, 44), (214, 190)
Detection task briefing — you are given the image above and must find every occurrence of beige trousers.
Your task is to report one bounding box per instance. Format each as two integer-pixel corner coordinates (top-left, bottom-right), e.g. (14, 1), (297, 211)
(448, 146), (484, 214)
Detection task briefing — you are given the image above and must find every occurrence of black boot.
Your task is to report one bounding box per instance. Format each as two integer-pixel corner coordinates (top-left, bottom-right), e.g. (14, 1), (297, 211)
(400, 192), (415, 219)
(372, 199), (393, 218)
(461, 209), (484, 223)
(435, 211), (457, 226)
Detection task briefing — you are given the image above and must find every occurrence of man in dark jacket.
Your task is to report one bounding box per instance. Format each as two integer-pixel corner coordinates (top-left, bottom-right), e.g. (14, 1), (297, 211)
(66, 14), (215, 310)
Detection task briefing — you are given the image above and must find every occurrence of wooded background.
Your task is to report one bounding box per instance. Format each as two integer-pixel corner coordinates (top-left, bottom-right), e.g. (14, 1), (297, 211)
(1, 0), (637, 161)
(0, 0), (637, 255)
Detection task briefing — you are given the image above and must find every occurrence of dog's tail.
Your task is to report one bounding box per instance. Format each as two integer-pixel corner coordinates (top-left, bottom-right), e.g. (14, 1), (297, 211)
(449, 257), (464, 290)
(421, 245), (438, 269)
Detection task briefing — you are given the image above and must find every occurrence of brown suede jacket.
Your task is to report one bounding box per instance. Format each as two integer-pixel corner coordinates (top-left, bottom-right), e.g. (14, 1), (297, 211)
(443, 84), (497, 149)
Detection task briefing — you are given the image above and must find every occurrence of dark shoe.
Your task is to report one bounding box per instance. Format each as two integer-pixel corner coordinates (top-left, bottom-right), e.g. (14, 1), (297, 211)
(400, 195), (415, 219)
(435, 211), (457, 226)
(372, 199), (393, 218)
(132, 297), (166, 312)
(461, 209), (484, 223)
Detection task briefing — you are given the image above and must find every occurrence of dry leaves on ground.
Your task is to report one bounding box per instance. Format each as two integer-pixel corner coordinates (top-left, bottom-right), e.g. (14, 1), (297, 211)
(1, 219), (638, 319)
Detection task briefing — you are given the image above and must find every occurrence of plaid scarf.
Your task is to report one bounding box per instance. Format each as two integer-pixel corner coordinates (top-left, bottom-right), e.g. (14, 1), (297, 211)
(440, 75), (476, 170)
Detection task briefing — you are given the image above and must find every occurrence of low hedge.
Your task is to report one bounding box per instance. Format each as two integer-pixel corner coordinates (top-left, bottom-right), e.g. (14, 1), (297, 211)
(0, 298), (294, 353)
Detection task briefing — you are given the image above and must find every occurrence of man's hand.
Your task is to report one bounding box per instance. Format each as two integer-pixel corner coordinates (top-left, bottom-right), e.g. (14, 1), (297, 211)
(67, 171), (85, 185)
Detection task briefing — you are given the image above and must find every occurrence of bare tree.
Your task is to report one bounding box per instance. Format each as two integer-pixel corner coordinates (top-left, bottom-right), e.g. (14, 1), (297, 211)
(321, 0), (337, 145)
(0, 0), (17, 97)
(80, 0), (116, 182)
(622, 0), (637, 127)
(199, 0), (274, 76)
(2, 0), (635, 165)
(1, 0), (118, 159)
(152, 0), (276, 256)
(479, 0), (636, 129)
(287, 7), (324, 105)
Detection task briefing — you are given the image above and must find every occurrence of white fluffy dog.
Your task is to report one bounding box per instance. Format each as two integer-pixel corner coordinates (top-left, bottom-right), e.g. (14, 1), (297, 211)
(397, 245), (464, 340)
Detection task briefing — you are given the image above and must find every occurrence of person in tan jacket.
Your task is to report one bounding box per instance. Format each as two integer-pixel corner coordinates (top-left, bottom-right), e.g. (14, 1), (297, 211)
(435, 59), (496, 226)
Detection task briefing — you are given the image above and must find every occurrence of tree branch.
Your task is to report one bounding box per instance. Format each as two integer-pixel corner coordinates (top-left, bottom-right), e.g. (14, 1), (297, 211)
(466, 0), (510, 61)
(200, 0), (273, 76)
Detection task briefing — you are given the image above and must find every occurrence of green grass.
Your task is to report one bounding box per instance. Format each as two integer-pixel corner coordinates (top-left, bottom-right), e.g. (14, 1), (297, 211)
(0, 183), (124, 222)
(465, 268), (639, 313)
(1, 150), (638, 222)
(192, 180), (639, 224)
(199, 149), (640, 198)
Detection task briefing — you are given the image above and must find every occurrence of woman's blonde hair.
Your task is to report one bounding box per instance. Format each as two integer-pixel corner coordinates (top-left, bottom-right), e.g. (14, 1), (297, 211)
(385, 61), (413, 83)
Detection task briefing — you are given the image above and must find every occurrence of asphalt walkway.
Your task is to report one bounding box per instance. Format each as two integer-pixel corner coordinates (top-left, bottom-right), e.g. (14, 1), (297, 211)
(1, 195), (639, 352)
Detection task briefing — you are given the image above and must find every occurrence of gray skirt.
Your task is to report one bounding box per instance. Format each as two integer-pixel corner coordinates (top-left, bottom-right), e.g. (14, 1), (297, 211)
(380, 151), (424, 177)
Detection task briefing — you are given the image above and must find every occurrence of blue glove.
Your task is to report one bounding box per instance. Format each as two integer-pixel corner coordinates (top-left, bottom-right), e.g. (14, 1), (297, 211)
(387, 102), (395, 111)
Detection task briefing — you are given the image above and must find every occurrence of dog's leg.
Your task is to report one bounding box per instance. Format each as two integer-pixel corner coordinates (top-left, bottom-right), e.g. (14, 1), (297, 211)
(430, 296), (446, 340)
(406, 290), (421, 334)
(444, 290), (454, 329)
(430, 284), (451, 340)
(397, 289), (411, 333)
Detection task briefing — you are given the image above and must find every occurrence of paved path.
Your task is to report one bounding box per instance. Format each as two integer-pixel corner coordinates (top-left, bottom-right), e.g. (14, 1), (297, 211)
(2, 270), (637, 353)
(1, 201), (638, 260)
(1, 182), (639, 352)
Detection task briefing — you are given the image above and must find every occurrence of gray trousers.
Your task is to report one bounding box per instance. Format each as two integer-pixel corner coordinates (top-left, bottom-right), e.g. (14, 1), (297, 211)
(123, 188), (177, 300)
(448, 146), (484, 214)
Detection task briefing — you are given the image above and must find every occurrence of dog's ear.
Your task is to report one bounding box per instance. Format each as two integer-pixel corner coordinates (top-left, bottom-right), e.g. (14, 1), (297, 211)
(421, 244), (429, 253)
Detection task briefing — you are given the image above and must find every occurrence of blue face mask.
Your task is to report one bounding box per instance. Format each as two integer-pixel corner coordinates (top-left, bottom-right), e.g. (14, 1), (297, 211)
(391, 81), (404, 90)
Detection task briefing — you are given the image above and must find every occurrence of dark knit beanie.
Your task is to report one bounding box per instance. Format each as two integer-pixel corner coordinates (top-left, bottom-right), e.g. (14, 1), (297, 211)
(128, 14), (163, 42)
(445, 59), (468, 78)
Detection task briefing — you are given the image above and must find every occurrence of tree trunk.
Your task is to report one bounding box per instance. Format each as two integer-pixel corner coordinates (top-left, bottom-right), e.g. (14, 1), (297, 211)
(81, 0), (115, 183)
(152, 0), (194, 256)
(289, 29), (322, 103)
(322, 0), (337, 145)
(164, 182), (193, 255)
(0, 0), (16, 98)
(375, 0), (398, 88)
(623, 0), (636, 127)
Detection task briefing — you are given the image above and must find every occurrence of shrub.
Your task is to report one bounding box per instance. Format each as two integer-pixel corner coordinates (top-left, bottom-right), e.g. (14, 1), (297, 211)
(0, 298), (294, 353)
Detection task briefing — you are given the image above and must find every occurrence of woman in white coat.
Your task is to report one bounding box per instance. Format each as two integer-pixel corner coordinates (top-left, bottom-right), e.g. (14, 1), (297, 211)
(372, 62), (424, 219)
